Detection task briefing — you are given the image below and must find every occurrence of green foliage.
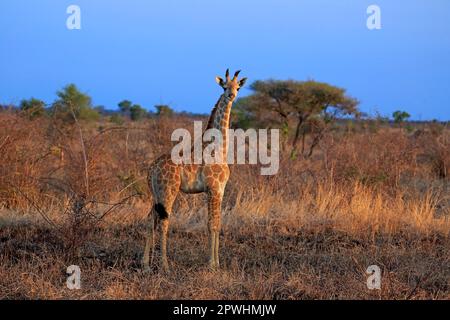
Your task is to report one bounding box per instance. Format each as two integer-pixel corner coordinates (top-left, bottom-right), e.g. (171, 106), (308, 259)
(231, 97), (257, 129)
(405, 124), (415, 133)
(392, 110), (410, 124)
(346, 120), (356, 133)
(235, 79), (360, 157)
(79, 108), (101, 121)
(52, 84), (99, 122)
(20, 98), (45, 119)
(109, 113), (125, 125)
(281, 122), (290, 136)
(117, 99), (148, 121)
(118, 100), (132, 114)
(129, 104), (147, 121)
(155, 104), (174, 117)
(238, 79), (359, 126)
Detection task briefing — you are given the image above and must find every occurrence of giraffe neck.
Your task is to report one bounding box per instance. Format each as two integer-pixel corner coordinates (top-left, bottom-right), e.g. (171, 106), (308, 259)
(205, 94), (234, 162)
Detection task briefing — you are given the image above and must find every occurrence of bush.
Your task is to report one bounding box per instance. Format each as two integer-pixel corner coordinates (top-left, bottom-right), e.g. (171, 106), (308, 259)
(20, 98), (45, 119)
(155, 105), (174, 117)
(110, 113), (125, 125)
(51, 84), (100, 122)
(129, 104), (147, 121)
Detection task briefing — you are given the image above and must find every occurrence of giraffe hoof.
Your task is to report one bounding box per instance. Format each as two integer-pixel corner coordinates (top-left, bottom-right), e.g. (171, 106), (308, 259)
(161, 261), (169, 274)
(142, 266), (151, 274)
(208, 261), (218, 271)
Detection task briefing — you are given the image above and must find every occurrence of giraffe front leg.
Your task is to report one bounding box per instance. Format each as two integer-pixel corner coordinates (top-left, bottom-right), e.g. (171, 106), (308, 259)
(208, 226), (216, 270)
(207, 190), (222, 270)
(214, 229), (220, 268)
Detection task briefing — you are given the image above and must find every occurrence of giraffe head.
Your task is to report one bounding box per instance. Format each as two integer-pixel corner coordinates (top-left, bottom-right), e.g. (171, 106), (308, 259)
(215, 69), (247, 101)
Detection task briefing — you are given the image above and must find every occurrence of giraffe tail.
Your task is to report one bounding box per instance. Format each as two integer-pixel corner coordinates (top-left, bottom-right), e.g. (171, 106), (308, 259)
(154, 203), (168, 220)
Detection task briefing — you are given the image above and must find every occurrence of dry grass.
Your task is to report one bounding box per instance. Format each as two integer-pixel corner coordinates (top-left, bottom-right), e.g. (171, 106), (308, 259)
(0, 111), (449, 299)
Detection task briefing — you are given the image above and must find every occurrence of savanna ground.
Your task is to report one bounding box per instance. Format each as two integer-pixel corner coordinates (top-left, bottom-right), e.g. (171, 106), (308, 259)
(0, 111), (449, 299)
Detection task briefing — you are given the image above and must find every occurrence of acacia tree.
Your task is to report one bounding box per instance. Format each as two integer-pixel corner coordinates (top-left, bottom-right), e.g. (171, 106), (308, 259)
(117, 100), (148, 121)
(234, 79), (359, 157)
(155, 104), (174, 117)
(129, 104), (147, 121)
(392, 110), (410, 128)
(52, 84), (99, 122)
(118, 100), (132, 115)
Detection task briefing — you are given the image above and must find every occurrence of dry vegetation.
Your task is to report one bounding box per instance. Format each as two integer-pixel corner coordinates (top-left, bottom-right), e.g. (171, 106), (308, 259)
(0, 110), (449, 299)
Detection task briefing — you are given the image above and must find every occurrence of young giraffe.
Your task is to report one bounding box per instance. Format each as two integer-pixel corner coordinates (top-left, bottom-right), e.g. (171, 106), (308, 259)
(142, 69), (247, 272)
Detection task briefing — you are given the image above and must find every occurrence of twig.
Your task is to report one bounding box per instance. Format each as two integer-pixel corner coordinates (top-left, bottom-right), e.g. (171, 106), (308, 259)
(10, 183), (60, 230)
(95, 193), (139, 222)
(405, 274), (427, 300)
(117, 176), (146, 195)
(0, 135), (10, 151)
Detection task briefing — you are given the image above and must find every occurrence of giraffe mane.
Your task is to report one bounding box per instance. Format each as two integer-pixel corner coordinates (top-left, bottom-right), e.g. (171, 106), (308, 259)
(206, 94), (226, 129)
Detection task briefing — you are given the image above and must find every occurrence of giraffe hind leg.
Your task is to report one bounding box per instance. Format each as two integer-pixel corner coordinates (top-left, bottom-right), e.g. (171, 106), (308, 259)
(148, 160), (180, 273)
(154, 202), (171, 272)
(142, 206), (156, 272)
(142, 202), (170, 273)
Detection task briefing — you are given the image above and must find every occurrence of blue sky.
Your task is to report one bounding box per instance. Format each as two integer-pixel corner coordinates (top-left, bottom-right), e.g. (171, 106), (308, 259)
(1, 0), (449, 120)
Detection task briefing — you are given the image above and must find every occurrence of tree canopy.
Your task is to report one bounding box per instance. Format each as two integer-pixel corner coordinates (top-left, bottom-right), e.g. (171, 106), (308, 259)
(392, 110), (410, 124)
(234, 79), (360, 157)
(155, 104), (174, 117)
(129, 104), (147, 121)
(52, 84), (99, 121)
(118, 100), (132, 114)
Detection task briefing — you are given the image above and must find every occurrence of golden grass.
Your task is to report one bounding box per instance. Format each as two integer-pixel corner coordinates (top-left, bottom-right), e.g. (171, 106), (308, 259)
(1, 178), (448, 299)
(0, 112), (449, 299)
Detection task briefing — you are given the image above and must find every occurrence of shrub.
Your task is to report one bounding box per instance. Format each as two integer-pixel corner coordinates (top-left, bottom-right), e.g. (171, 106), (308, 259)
(19, 98), (46, 119)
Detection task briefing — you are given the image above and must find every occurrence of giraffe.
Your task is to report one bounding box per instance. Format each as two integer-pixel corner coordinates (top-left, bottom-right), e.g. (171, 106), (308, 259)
(142, 69), (247, 272)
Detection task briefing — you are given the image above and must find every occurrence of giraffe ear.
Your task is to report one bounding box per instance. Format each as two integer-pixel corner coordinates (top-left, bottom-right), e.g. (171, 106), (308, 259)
(239, 77), (248, 88)
(215, 76), (225, 87)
